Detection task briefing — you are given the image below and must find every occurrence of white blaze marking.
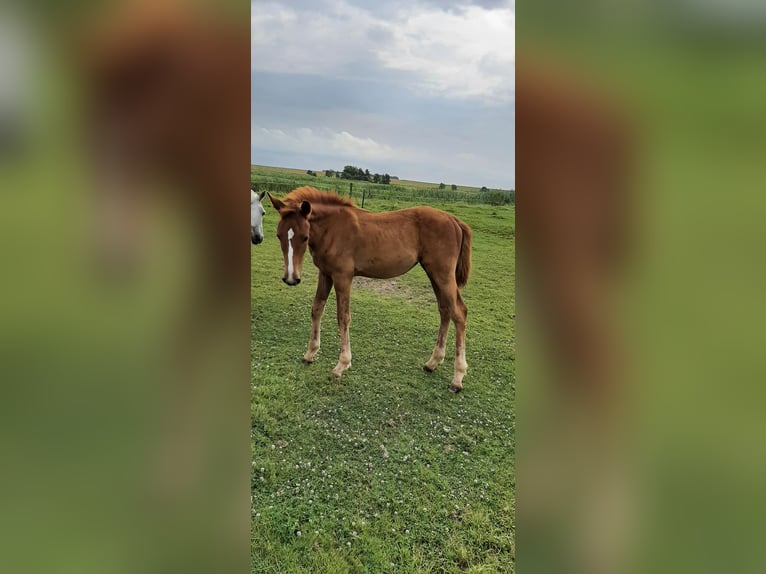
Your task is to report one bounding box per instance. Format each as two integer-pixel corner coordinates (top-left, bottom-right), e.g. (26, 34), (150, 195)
(287, 227), (295, 278)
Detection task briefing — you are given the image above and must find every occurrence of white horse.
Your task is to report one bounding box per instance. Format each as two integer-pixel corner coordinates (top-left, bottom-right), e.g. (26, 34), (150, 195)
(251, 189), (266, 245)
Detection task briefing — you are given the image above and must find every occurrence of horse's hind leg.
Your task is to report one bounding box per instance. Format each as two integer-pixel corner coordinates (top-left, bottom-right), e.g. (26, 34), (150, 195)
(424, 304), (450, 372)
(423, 264), (468, 392)
(302, 272), (333, 364)
(449, 290), (468, 393)
(424, 277), (450, 372)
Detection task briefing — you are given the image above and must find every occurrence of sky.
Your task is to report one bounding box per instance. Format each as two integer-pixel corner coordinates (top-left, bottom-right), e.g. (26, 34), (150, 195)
(251, 0), (515, 189)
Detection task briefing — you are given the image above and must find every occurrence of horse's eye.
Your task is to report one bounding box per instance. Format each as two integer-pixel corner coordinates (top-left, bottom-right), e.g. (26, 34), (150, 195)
(302, 236), (308, 242)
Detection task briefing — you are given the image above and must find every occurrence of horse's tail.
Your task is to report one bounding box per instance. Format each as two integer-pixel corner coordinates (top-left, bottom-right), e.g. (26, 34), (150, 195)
(455, 219), (472, 289)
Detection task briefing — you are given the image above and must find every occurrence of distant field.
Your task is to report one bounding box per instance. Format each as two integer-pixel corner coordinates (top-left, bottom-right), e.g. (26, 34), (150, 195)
(251, 196), (515, 572)
(251, 164), (311, 177)
(251, 165), (514, 206)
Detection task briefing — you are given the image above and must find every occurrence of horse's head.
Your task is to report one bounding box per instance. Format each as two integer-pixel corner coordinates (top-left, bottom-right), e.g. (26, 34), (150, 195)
(268, 193), (311, 286)
(251, 190), (265, 245)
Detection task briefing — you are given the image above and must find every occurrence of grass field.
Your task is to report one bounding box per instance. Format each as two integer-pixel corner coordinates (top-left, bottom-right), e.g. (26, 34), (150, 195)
(251, 193), (515, 573)
(251, 165), (515, 206)
(251, 164), (498, 194)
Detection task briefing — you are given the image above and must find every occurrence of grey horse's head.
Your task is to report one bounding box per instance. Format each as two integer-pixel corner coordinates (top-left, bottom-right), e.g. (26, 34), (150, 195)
(251, 189), (265, 245)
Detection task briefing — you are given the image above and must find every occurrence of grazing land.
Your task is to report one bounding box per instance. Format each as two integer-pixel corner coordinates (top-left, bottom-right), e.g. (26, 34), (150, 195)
(251, 180), (515, 573)
(251, 165), (515, 206)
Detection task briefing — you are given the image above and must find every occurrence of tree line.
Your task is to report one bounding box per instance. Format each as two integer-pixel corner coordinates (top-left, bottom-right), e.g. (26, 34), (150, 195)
(311, 166), (394, 184)
(305, 166), (502, 196)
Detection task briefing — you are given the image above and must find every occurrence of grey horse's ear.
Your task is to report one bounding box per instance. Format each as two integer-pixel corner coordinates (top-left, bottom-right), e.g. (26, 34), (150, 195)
(300, 201), (312, 217)
(258, 190), (266, 201)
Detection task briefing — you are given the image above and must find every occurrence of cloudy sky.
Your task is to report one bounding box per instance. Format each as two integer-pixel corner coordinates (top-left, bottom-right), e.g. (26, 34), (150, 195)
(251, 0), (514, 189)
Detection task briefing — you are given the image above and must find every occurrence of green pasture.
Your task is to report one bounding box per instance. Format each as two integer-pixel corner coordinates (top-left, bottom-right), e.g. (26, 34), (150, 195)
(251, 196), (515, 573)
(251, 165), (515, 206)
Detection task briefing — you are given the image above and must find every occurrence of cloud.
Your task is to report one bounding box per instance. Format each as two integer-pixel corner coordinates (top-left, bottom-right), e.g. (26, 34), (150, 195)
(376, 5), (514, 103)
(252, 126), (411, 164)
(251, 122), (513, 188)
(250, 2), (381, 76)
(251, 1), (514, 104)
(250, 1), (515, 187)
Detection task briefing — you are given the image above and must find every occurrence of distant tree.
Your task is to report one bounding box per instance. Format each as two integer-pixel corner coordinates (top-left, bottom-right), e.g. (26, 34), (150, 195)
(480, 186), (489, 193)
(391, 176), (399, 180)
(306, 169), (316, 176)
(439, 182), (446, 189)
(341, 165), (378, 182)
(451, 184), (457, 190)
(373, 173), (381, 183)
(341, 165), (358, 179)
(324, 169), (335, 177)
(382, 173), (391, 184)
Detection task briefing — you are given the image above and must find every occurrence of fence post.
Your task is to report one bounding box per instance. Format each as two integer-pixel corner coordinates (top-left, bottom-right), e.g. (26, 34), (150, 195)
(361, 188), (366, 209)
(349, 182), (353, 197)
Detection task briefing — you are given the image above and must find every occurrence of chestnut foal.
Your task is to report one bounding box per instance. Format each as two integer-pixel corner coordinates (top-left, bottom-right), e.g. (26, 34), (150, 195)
(269, 187), (473, 392)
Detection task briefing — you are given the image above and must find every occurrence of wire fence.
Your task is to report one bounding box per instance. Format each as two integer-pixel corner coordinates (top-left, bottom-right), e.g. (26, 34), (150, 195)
(251, 179), (514, 206)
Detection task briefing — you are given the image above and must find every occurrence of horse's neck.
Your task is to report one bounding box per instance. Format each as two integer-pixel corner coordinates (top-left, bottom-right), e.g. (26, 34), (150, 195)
(309, 205), (357, 240)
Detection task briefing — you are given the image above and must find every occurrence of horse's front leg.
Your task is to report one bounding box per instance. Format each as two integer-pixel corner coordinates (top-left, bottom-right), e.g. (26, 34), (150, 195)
(331, 275), (353, 379)
(302, 273), (333, 364)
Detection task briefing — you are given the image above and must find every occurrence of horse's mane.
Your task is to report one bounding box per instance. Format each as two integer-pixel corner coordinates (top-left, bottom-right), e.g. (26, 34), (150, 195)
(283, 186), (356, 208)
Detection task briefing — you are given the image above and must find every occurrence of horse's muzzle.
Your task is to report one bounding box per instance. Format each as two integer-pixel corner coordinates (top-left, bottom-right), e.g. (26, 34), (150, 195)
(283, 277), (301, 286)
(251, 235), (263, 245)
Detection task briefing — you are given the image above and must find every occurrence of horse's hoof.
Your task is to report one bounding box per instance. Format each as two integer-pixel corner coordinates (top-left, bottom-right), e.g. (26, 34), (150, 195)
(331, 366), (348, 380)
(423, 364), (435, 373)
(301, 358), (313, 365)
(448, 383), (463, 393)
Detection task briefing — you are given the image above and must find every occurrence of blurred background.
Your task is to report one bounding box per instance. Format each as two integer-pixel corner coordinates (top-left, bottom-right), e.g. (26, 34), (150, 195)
(518, 1), (766, 573)
(3, 0), (766, 572)
(0, 1), (250, 573)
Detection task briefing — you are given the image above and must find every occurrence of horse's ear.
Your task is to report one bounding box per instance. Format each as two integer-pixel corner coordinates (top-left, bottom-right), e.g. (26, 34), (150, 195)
(300, 201), (312, 217)
(268, 193), (284, 211)
(258, 190), (266, 201)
